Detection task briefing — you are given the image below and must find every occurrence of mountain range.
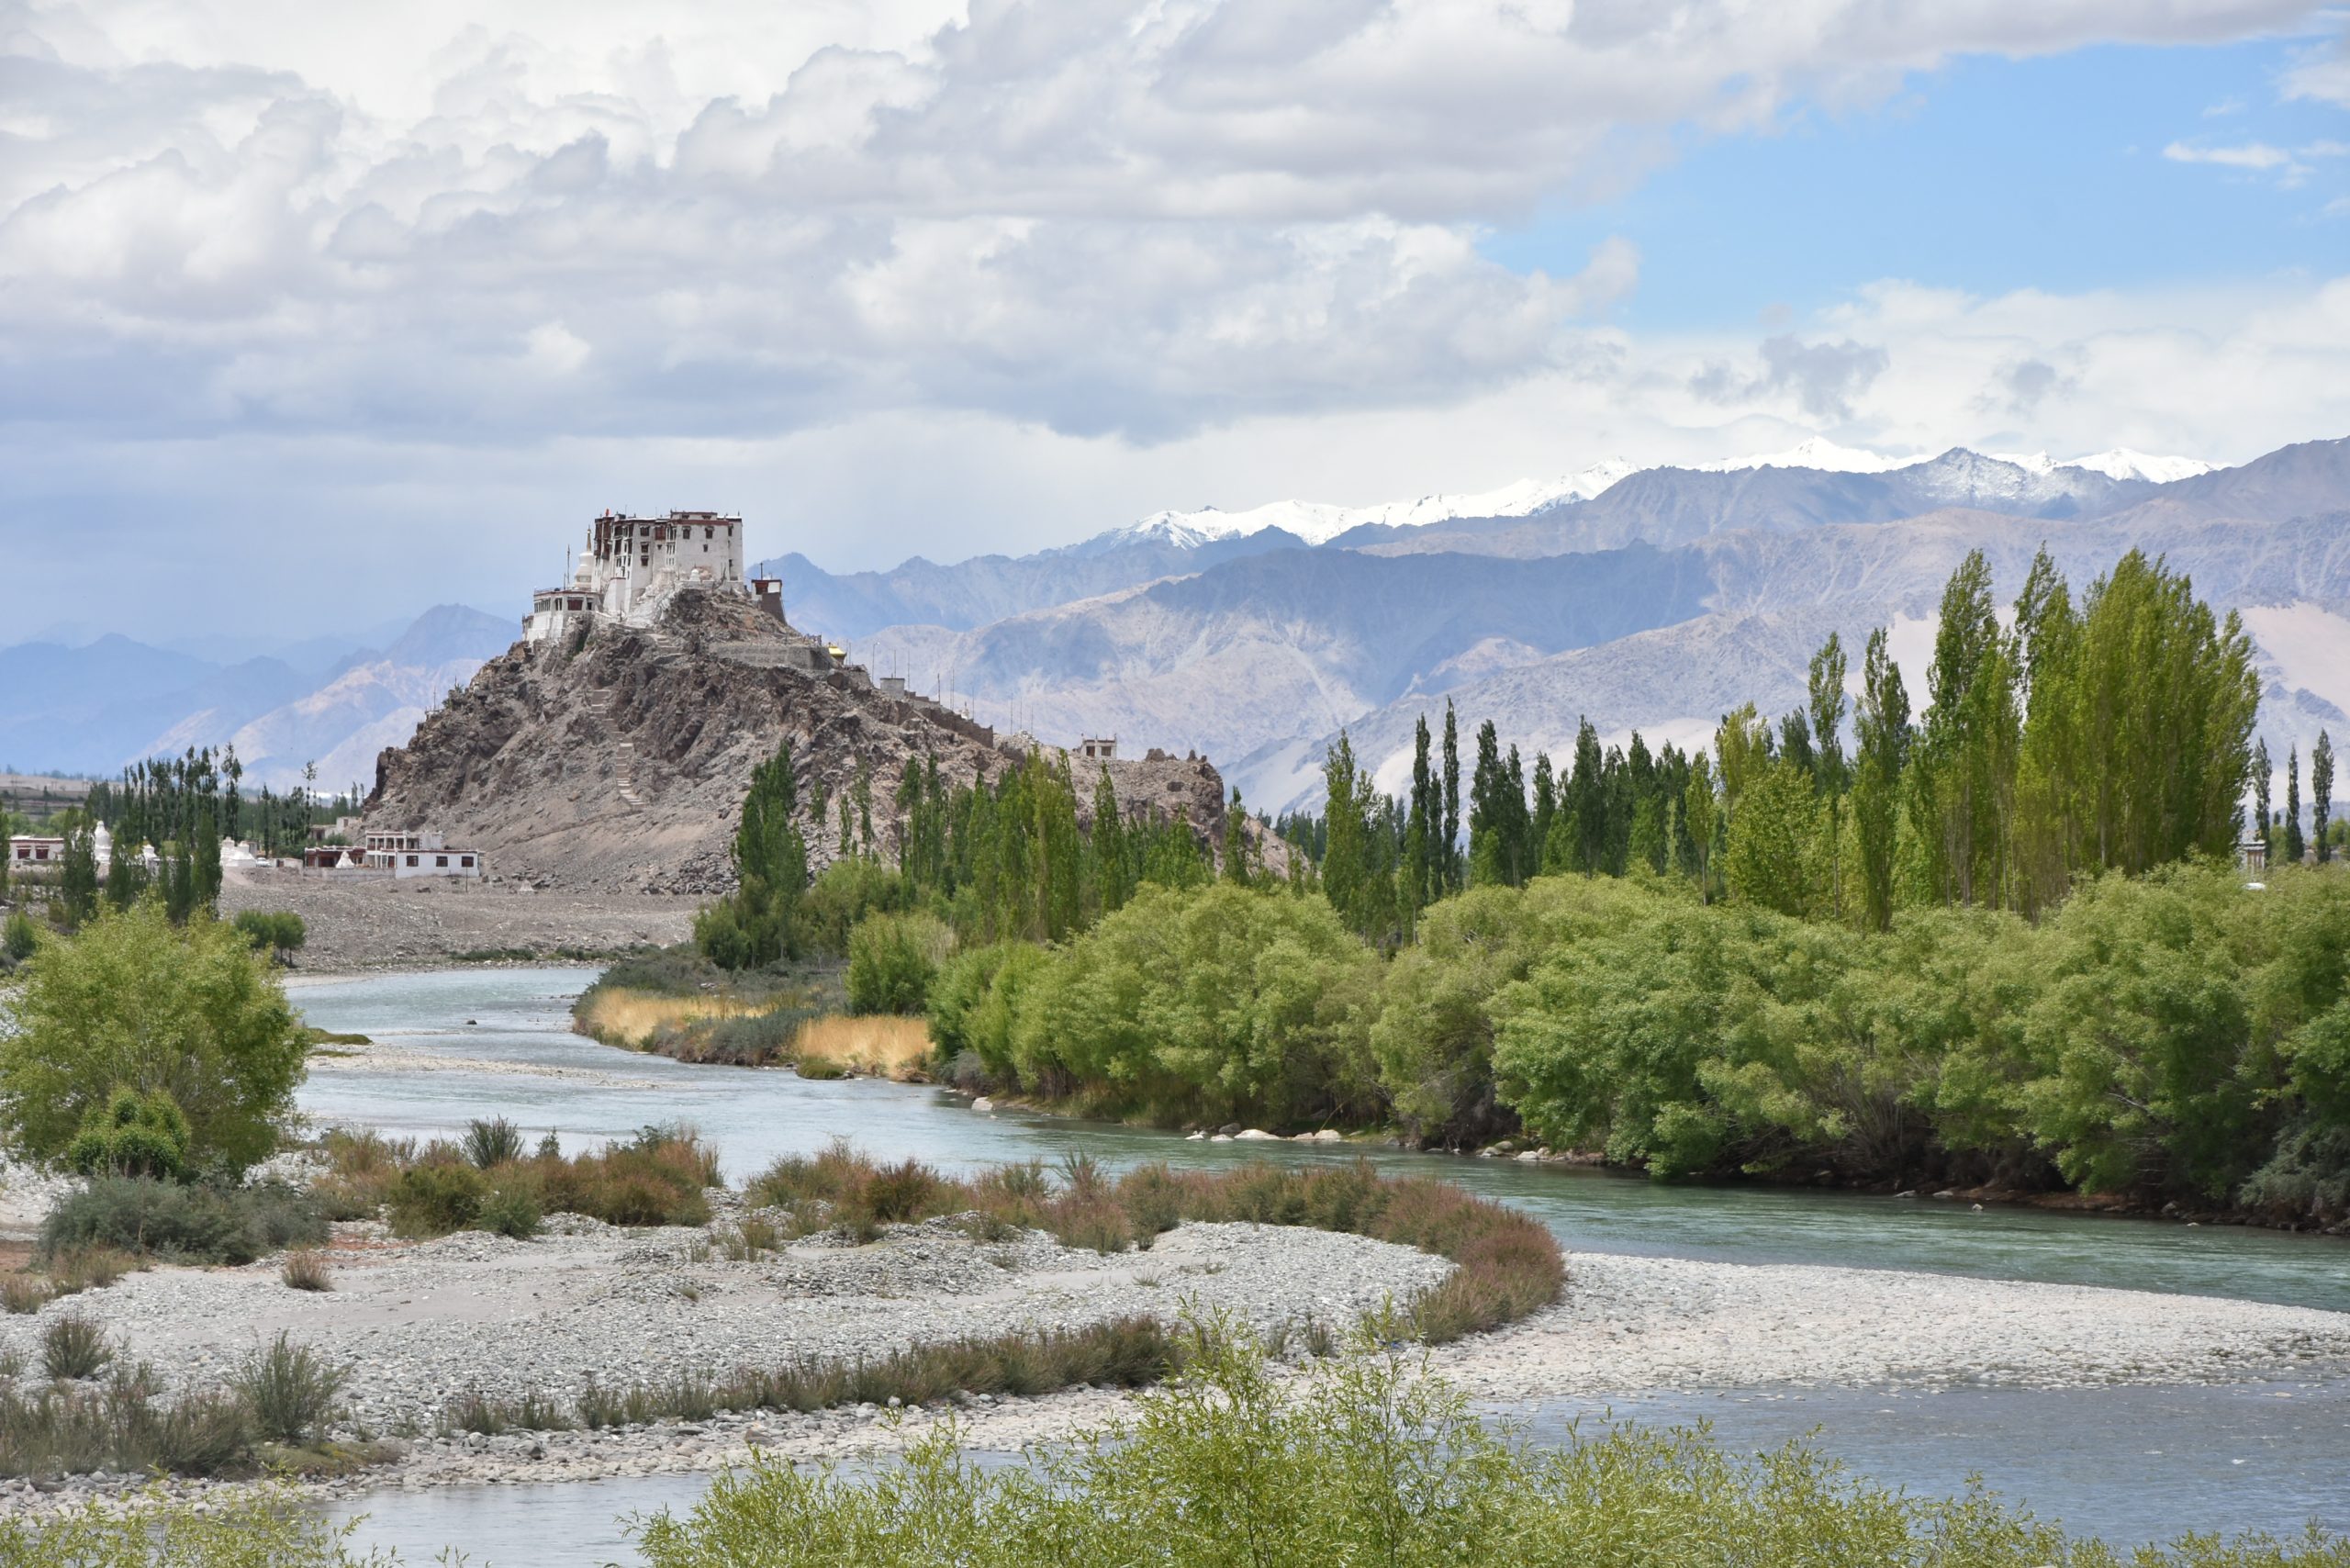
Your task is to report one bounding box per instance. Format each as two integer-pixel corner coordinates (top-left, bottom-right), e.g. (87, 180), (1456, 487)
(757, 437), (2350, 816)
(1, 605), (515, 791)
(14, 437), (2345, 820)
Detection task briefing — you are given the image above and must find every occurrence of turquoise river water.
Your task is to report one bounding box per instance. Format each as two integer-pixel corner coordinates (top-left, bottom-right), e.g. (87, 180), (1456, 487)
(290, 968), (2350, 1563)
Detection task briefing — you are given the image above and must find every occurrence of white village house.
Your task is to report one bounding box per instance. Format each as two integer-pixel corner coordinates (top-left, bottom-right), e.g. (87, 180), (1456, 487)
(363, 830), (483, 879)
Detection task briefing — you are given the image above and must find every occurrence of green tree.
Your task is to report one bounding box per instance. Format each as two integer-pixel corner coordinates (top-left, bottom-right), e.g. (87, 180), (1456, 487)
(2010, 868), (2267, 1199)
(1682, 754), (1718, 904)
(55, 820), (100, 932)
(2287, 745), (2305, 866)
(1404, 715), (1436, 917)
(846, 911), (953, 1015)
(1721, 762), (1821, 917)
(1849, 627), (1910, 932)
(1222, 788), (1253, 885)
(1908, 550), (2020, 907)
(1320, 733), (1383, 935)
(1440, 700), (1461, 893)
(1090, 767), (1131, 915)
(2314, 732), (2334, 866)
(697, 739), (810, 969)
(1807, 632), (1850, 920)
(1008, 882), (1379, 1126)
(0, 902), (307, 1174)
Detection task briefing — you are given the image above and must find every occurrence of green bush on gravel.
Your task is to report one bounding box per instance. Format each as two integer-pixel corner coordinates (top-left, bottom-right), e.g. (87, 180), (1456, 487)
(632, 1320), (2350, 1568)
(39, 1177), (325, 1266)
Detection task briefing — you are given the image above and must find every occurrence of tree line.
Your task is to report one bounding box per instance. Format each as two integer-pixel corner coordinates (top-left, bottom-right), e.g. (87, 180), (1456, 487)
(1307, 547), (2270, 940)
(695, 744), (1233, 969)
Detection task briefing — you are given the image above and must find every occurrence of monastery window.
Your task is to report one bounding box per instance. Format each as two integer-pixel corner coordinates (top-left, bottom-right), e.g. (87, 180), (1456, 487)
(436, 856), (449, 868)
(405, 855), (419, 868)
(461, 856), (475, 868)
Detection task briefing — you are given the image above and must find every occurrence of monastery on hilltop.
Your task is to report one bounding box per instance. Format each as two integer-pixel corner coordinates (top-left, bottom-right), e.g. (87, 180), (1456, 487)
(524, 510), (785, 643)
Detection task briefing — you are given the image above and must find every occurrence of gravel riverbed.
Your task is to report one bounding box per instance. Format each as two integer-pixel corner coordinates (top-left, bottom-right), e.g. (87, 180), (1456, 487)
(0, 1204), (1449, 1508)
(4, 1191), (2343, 1512)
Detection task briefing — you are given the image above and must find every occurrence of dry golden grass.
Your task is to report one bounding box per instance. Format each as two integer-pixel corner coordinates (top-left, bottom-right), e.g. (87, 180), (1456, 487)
(792, 1015), (934, 1081)
(576, 987), (758, 1048)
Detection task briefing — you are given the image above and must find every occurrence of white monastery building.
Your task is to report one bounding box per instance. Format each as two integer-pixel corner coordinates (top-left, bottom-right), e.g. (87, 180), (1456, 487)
(526, 510), (784, 644)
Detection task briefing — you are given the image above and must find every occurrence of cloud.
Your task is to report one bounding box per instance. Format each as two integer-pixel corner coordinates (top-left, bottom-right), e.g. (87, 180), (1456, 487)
(2163, 139), (2298, 169)
(0, 0), (2323, 452)
(2161, 137), (2348, 187)
(2283, 29), (2350, 108)
(1690, 335), (1890, 421)
(1985, 355), (2077, 414)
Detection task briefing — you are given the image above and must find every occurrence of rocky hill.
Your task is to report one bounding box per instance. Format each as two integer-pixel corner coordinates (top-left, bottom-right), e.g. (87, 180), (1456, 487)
(366, 588), (1237, 894)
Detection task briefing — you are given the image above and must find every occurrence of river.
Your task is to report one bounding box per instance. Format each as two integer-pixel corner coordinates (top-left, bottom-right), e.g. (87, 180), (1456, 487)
(294, 967), (2350, 1562)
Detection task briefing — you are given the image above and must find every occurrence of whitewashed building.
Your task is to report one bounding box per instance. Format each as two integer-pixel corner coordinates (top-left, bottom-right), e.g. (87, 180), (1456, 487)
(525, 510), (750, 643)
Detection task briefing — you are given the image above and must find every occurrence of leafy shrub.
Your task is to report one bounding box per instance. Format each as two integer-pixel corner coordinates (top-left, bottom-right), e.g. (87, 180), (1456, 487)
(40, 1178), (326, 1265)
(231, 910), (307, 965)
(0, 1366), (253, 1481)
(387, 1162), (487, 1238)
(41, 1315), (110, 1381)
(477, 1181), (543, 1240)
(845, 912), (952, 1015)
(626, 1323), (2350, 1568)
(1, 909), (38, 965)
(64, 1087), (191, 1182)
(48, 1248), (139, 1295)
(462, 1116), (525, 1170)
(234, 1332), (344, 1445)
(0, 901), (307, 1174)
(281, 1249), (333, 1292)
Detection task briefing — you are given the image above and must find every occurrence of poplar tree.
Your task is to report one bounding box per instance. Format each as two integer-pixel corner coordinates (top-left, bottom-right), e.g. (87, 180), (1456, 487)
(1468, 722), (1506, 886)
(1440, 701), (1462, 893)
(1404, 716), (1435, 914)
(1852, 627), (1910, 933)
(1909, 550), (2019, 907)
(1683, 754), (1718, 903)
(1321, 732), (1371, 927)
(2287, 745), (2305, 866)
(697, 738), (808, 968)
(1091, 767), (1130, 914)
(1530, 752), (1557, 869)
(2313, 732), (2334, 865)
(1560, 718), (1606, 874)
(1223, 788), (1252, 884)
(1807, 632), (1850, 919)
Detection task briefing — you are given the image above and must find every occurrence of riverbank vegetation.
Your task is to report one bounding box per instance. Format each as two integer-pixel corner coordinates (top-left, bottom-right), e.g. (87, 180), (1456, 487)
(642, 547), (2347, 1228)
(0, 901), (307, 1178)
(427, 1147), (1559, 1439)
(632, 1322), (2349, 1568)
(313, 1121), (722, 1236)
(0, 1333), (367, 1482)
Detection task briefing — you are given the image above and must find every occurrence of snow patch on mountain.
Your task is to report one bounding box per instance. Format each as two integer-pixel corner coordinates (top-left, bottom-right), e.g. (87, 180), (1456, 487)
(1986, 449), (2214, 483)
(1109, 459), (1637, 549)
(1693, 438), (1931, 475)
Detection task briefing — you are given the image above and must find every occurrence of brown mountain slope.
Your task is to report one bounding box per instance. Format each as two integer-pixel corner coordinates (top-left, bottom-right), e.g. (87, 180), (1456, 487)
(368, 588), (1238, 894)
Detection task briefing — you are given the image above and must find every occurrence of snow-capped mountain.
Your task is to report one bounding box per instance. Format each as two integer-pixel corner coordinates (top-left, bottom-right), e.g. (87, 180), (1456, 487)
(1692, 438), (1931, 475)
(1092, 442), (2215, 554)
(1992, 448), (2219, 484)
(1105, 458), (1637, 550)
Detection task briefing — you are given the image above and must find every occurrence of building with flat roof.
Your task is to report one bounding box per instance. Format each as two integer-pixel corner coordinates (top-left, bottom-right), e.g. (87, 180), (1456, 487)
(525, 510), (749, 643)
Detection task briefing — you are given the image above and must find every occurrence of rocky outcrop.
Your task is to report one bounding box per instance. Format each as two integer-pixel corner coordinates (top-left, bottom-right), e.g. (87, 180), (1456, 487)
(367, 589), (1240, 894)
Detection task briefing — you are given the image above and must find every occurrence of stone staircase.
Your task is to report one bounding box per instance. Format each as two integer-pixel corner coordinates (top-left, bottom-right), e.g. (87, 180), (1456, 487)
(581, 689), (644, 812)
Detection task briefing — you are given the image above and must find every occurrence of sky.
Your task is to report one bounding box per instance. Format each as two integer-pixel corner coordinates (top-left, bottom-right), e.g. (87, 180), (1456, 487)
(5, 0), (2349, 641)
